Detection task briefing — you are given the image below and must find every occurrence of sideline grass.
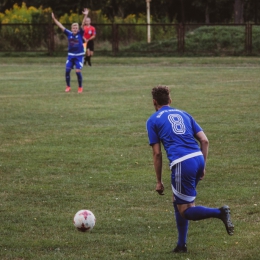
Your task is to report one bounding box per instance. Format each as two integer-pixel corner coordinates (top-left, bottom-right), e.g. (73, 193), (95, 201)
(0, 57), (260, 260)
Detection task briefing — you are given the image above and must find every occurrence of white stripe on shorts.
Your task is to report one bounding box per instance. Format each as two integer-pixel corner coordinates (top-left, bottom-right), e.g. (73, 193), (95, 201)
(170, 151), (203, 169)
(171, 184), (196, 203)
(68, 52), (85, 56)
(175, 163), (181, 192)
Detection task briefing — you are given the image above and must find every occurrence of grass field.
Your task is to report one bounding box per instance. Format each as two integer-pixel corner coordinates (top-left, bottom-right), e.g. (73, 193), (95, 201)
(0, 56), (260, 260)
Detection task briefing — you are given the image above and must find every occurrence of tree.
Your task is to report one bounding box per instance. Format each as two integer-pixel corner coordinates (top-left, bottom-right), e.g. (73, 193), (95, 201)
(192, 0), (214, 24)
(2, 0), (260, 24)
(99, 0), (146, 22)
(234, 0), (244, 23)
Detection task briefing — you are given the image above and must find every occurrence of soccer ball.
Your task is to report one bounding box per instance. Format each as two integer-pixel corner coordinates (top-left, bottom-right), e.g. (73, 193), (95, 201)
(73, 209), (96, 232)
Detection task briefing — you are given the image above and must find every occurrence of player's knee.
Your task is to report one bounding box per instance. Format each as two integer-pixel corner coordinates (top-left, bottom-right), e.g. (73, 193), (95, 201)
(173, 202), (186, 218)
(182, 208), (190, 219)
(66, 68), (71, 76)
(177, 203), (194, 219)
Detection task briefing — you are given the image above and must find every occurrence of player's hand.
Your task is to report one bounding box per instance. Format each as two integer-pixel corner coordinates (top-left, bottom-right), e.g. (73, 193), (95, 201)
(51, 13), (55, 20)
(200, 169), (206, 180)
(156, 182), (164, 195)
(82, 8), (89, 15)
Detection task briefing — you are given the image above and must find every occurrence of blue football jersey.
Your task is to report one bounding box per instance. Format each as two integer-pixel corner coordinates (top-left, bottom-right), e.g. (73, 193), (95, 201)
(146, 106), (203, 168)
(64, 28), (85, 56)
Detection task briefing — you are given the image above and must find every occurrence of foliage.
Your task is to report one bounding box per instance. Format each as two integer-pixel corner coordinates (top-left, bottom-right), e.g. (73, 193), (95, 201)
(1, 3), (260, 56)
(0, 3), (52, 51)
(122, 25), (260, 56)
(185, 25), (246, 55)
(1, 0), (260, 24)
(59, 9), (110, 25)
(252, 25), (260, 51)
(0, 2), (51, 24)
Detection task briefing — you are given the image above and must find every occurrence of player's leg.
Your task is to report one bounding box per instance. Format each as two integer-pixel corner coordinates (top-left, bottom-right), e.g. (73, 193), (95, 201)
(88, 50), (93, 66)
(171, 162), (194, 253)
(75, 56), (84, 93)
(89, 40), (94, 66)
(84, 47), (88, 65)
(174, 156), (234, 235)
(84, 40), (90, 66)
(172, 195), (188, 253)
(182, 204), (234, 235)
(84, 49), (91, 66)
(65, 58), (73, 92)
(86, 41), (94, 66)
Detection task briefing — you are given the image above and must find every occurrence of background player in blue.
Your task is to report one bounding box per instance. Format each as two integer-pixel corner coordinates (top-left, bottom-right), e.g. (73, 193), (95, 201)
(52, 9), (89, 93)
(146, 86), (234, 253)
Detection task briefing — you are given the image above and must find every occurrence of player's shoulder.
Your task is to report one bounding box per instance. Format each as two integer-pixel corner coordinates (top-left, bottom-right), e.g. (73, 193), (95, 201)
(64, 28), (72, 35)
(147, 111), (158, 125)
(79, 28), (84, 34)
(173, 108), (192, 117)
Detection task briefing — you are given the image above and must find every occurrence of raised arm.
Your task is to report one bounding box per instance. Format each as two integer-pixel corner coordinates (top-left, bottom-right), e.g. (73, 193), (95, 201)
(52, 13), (65, 31)
(81, 8), (89, 30)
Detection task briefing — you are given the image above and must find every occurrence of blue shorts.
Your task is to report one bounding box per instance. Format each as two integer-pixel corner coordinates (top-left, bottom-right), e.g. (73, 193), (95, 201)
(171, 155), (204, 204)
(66, 55), (84, 70)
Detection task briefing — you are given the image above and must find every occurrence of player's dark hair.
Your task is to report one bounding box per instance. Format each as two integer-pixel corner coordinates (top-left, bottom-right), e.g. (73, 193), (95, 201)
(151, 85), (170, 105)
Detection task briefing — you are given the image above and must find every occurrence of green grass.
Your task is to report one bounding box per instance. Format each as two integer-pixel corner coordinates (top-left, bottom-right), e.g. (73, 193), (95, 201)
(0, 57), (260, 260)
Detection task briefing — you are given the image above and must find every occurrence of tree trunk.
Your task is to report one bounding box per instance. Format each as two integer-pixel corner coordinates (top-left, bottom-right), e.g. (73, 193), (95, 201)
(205, 3), (210, 24)
(180, 0), (185, 24)
(255, 0), (258, 24)
(234, 0), (244, 24)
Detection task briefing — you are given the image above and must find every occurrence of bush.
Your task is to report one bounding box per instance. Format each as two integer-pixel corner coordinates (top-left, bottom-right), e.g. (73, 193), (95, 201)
(122, 25), (250, 56)
(252, 26), (260, 52)
(0, 3), (51, 51)
(185, 25), (245, 55)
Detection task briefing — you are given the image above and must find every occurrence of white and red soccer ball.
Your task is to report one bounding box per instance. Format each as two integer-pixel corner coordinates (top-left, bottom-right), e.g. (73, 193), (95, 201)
(73, 209), (96, 232)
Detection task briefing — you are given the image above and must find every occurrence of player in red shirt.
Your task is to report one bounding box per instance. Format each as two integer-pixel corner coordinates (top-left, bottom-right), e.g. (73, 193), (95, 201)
(83, 15), (96, 66)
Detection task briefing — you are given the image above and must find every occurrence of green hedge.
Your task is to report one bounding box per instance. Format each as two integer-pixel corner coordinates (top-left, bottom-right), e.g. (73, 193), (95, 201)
(185, 26), (245, 55)
(123, 25), (260, 56)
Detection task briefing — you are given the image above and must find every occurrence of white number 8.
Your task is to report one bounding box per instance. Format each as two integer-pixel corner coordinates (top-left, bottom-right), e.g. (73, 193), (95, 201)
(168, 114), (186, 134)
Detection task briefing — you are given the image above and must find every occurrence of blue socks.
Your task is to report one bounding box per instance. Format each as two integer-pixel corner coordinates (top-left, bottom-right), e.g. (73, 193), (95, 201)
(173, 203), (222, 247)
(76, 72), (82, 87)
(65, 69), (71, 86)
(173, 202), (189, 247)
(183, 206), (221, 221)
(65, 69), (83, 88)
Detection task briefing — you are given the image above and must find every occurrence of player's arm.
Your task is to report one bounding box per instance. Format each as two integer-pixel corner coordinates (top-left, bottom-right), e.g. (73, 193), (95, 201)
(195, 131), (209, 179)
(84, 34), (95, 44)
(151, 143), (164, 195)
(81, 8), (89, 30)
(51, 13), (65, 31)
(88, 35), (95, 41)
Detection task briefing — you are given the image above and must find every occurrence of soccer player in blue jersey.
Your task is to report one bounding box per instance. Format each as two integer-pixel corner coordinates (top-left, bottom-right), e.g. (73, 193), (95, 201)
(146, 86), (234, 253)
(52, 9), (89, 93)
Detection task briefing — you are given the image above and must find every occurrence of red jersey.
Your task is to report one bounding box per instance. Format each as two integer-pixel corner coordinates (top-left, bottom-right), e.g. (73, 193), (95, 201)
(83, 25), (96, 40)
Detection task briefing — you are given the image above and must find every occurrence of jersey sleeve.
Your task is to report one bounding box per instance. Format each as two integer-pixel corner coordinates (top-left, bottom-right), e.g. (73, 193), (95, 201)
(182, 111), (203, 134)
(79, 28), (84, 37)
(190, 116), (203, 134)
(146, 118), (160, 145)
(64, 29), (70, 37)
